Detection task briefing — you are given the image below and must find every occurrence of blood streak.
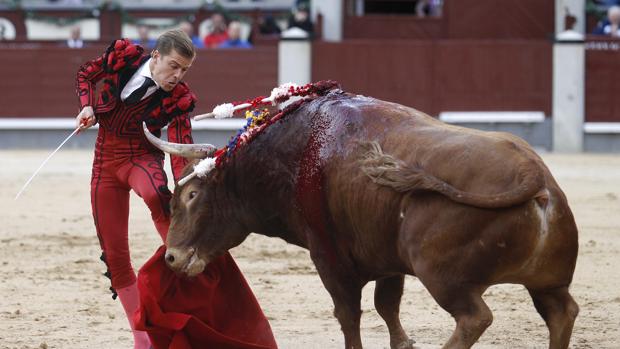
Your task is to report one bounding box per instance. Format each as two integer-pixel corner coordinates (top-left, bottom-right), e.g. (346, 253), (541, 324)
(295, 113), (339, 265)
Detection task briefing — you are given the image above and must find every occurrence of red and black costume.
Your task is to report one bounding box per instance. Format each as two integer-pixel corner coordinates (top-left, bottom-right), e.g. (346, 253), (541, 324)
(76, 39), (194, 292)
(76, 39), (277, 349)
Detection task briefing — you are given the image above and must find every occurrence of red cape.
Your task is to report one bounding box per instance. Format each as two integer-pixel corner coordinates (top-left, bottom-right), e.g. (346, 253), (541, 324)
(135, 245), (278, 349)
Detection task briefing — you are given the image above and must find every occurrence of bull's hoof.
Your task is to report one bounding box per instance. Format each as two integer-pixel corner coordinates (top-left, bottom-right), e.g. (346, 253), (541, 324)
(394, 338), (418, 349)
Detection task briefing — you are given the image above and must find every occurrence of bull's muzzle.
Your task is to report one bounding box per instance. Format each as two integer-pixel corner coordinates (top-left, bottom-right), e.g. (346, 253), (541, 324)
(165, 247), (207, 277)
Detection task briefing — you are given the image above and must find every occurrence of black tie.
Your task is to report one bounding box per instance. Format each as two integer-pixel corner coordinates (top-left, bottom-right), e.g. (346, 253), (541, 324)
(125, 77), (155, 105)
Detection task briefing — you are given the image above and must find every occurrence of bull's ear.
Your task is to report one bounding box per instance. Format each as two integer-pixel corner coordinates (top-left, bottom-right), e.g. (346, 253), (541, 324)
(142, 122), (217, 158)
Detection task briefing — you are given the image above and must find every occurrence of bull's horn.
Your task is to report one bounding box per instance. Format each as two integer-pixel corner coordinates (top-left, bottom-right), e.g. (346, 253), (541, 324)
(142, 122), (217, 158)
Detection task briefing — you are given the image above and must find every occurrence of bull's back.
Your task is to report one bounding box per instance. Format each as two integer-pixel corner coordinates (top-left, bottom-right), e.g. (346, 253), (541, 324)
(311, 94), (577, 284)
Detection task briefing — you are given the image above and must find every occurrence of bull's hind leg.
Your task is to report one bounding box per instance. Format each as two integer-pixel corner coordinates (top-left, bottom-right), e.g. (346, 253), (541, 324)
(374, 275), (417, 349)
(422, 281), (493, 349)
(528, 286), (579, 349)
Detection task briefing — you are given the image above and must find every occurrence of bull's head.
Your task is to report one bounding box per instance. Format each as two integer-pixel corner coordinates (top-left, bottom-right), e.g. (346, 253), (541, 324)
(143, 123), (247, 276)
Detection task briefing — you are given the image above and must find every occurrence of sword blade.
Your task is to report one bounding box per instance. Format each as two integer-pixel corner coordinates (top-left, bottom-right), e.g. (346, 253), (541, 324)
(14, 127), (81, 200)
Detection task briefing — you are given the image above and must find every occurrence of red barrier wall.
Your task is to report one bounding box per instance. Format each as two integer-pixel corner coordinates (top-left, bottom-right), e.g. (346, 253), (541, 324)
(585, 38), (620, 122)
(0, 46), (278, 117)
(312, 40), (552, 117)
(3, 38), (618, 123)
(444, 0), (555, 40)
(343, 0), (555, 40)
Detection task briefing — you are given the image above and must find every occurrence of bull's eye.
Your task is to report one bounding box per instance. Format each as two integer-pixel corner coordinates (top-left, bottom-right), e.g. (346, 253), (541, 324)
(188, 191), (197, 200)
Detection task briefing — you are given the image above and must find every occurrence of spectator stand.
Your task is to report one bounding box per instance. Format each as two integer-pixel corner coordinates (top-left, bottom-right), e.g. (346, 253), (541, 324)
(2, 0), (620, 151)
(586, 0), (617, 33)
(0, 0), (296, 44)
(0, 0), (294, 149)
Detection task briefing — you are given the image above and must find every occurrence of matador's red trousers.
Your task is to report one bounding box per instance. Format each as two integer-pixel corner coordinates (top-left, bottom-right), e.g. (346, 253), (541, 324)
(89, 100), (277, 348)
(90, 121), (172, 292)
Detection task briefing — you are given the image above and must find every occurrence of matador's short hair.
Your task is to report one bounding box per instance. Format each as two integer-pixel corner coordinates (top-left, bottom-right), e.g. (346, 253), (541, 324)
(155, 28), (196, 59)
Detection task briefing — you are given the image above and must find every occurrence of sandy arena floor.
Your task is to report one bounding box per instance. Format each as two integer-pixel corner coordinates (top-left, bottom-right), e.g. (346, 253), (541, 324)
(0, 150), (619, 349)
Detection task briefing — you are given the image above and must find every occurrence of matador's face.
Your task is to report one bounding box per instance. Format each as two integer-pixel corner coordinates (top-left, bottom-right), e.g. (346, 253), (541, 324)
(150, 49), (194, 92)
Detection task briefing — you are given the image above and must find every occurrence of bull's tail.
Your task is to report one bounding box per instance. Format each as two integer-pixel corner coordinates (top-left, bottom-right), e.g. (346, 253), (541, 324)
(359, 141), (545, 209)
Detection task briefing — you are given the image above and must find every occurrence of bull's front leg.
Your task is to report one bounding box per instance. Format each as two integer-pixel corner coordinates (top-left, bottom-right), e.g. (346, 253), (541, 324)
(310, 249), (364, 349)
(375, 275), (418, 349)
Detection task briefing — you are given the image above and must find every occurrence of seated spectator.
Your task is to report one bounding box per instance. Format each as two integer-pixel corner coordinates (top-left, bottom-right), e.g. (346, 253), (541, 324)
(287, 3), (313, 35)
(133, 24), (156, 49)
(258, 14), (282, 36)
(0, 24), (7, 41)
(219, 21), (253, 49)
(179, 20), (204, 49)
(49, 0), (83, 3)
(599, 0), (620, 6)
(593, 5), (620, 36)
(66, 25), (84, 48)
(416, 0), (443, 18)
(203, 13), (229, 49)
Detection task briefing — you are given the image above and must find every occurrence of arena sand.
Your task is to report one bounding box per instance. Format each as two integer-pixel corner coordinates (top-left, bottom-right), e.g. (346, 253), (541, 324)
(0, 150), (618, 349)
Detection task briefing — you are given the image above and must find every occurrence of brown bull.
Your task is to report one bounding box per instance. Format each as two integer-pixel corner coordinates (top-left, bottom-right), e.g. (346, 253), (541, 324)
(145, 88), (579, 349)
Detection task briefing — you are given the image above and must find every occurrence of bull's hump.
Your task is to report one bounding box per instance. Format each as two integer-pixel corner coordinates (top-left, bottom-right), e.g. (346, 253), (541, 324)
(335, 94), (382, 111)
(308, 92), (374, 112)
(310, 93), (387, 123)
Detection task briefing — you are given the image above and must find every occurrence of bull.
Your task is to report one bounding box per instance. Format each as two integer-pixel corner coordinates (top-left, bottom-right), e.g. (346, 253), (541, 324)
(144, 87), (579, 349)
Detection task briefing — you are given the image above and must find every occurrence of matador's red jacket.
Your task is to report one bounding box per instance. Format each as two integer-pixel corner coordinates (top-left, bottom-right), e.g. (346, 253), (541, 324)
(76, 38), (196, 181)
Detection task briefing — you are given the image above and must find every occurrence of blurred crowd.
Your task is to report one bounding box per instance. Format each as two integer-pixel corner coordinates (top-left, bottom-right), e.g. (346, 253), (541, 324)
(591, 0), (620, 37)
(58, 3), (314, 50)
(362, 0), (442, 17)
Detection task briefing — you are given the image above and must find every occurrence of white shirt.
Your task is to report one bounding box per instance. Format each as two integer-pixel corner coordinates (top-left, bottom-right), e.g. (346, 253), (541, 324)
(67, 39), (83, 49)
(603, 24), (620, 37)
(120, 58), (160, 102)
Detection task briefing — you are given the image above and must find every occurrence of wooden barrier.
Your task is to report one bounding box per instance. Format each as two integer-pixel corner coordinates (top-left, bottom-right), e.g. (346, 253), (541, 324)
(0, 46), (277, 117)
(312, 40), (552, 117)
(343, 0), (554, 40)
(585, 37), (620, 122)
(443, 0), (554, 40)
(344, 16), (444, 40)
(4, 38), (619, 124)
